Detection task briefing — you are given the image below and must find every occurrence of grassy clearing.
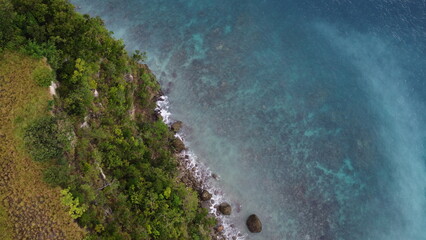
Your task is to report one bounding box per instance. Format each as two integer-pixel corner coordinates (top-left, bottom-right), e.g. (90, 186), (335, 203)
(0, 52), (85, 239)
(0, 197), (12, 240)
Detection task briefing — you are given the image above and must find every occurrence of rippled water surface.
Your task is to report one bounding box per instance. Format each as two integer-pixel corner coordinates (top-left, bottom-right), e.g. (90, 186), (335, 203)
(72, 1), (426, 239)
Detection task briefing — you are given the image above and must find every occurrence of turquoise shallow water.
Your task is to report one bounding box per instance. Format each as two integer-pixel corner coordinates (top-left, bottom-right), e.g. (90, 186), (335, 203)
(72, 1), (426, 239)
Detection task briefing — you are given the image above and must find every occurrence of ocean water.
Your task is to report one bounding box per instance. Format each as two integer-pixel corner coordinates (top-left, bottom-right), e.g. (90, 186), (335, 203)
(71, 1), (426, 239)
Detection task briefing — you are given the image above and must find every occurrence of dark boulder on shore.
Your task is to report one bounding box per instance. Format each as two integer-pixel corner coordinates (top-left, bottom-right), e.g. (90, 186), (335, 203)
(218, 202), (232, 215)
(211, 173), (219, 180)
(200, 190), (212, 201)
(246, 214), (262, 233)
(171, 121), (183, 132)
(172, 137), (186, 152)
(215, 225), (224, 233)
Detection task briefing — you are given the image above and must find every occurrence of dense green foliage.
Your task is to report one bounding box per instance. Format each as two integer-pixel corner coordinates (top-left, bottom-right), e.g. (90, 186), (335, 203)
(1, 0), (215, 239)
(24, 116), (70, 162)
(32, 65), (55, 87)
(61, 188), (87, 219)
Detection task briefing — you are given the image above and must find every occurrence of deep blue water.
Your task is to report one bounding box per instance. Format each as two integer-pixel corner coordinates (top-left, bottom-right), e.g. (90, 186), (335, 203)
(72, 1), (426, 239)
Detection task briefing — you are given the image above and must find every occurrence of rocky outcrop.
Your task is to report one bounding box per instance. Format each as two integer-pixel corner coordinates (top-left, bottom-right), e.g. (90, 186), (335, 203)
(171, 121), (183, 132)
(172, 137), (186, 153)
(200, 190), (212, 201)
(49, 81), (58, 96)
(124, 73), (134, 82)
(218, 202), (232, 215)
(246, 214), (262, 233)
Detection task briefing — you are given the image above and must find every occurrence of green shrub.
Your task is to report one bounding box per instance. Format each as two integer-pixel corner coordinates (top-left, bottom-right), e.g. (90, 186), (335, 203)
(22, 41), (60, 69)
(24, 116), (70, 162)
(62, 58), (94, 116)
(43, 165), (70, 187)
(131, 50), (147, 63)
(32, 65), (55, 87)
(60, 188), (87, 219)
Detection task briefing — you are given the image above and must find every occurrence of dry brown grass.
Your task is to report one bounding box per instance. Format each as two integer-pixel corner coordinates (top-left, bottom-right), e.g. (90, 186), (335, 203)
(0, 52), (85, 240)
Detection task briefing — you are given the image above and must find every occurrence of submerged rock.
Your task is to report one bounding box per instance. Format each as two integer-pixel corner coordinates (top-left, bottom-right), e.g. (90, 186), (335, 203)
(218, 202), (232, 215)
(171, 121), (183, 132)
(246, 214), (262, 233)
(200, 190), (212, 201)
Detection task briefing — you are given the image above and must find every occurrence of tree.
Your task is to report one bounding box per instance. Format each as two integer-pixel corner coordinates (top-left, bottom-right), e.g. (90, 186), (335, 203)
(24, 116), (70, 162)
(0, 0), (16, 48)
(60, 188), (87, 219)
(132, 50), (147, 63)
(63, 58), (94, 116)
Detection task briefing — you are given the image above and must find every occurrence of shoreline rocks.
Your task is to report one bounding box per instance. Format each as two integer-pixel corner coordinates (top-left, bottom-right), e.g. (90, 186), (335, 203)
(246, 214), (262, 233)
(215, 225), (224, 233)
(200, 190), (212, 201)
(155, 93), (234, 239)
(172, 137), (186, 153)
(218, 202), (232, 215)
(171, 121), (182, 132)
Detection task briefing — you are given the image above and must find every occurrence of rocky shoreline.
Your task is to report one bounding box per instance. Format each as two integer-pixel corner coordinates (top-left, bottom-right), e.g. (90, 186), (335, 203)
(155, 94), (242, 239)
(176, 153), (227, 239)
(132, 65), (232, 238)
(151, 64), (261, 239)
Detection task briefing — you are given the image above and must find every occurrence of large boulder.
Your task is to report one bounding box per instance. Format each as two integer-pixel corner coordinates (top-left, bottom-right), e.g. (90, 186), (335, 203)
(171, 121), (183, 132)
(215, 225), (224, 233)
(172, 138), (186, 153)
(218, 202), (232, 215)
(200, 190), (212, 201)
(246, 214), (262, 233)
